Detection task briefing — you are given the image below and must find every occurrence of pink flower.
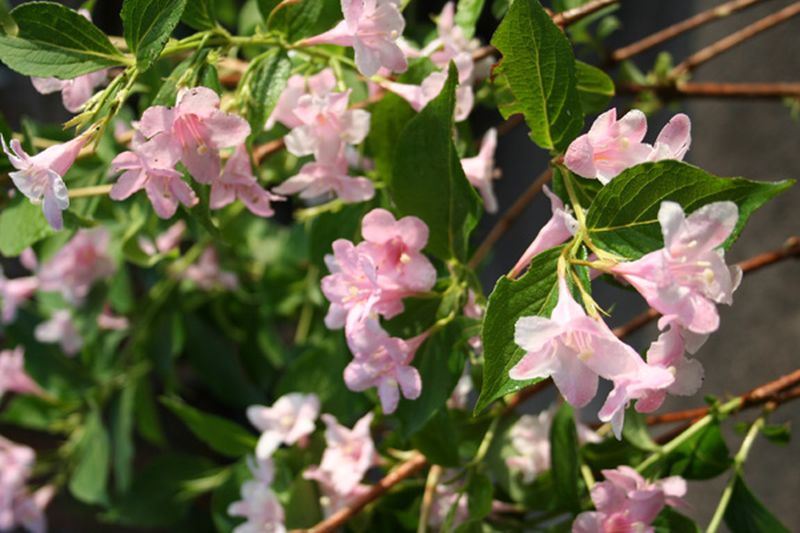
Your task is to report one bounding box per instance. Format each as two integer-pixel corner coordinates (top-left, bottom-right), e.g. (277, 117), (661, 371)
(509, 186), (578, 278)
(565, 109), (692, 184)
(2, 134), (89, 229)
(611, 201), (741, 335)
(302, 0), (408, 77)
(272, 155), (375, 203)
(10, 485), (55, 533)
(182, 248), (238, 291)
(110, 135), (198, 219)
(266, 69), (337, 130)
(422, 2), (480, 79)
(246, 393), (320, 459)
(96, 307), (130, 331)
(380, 69), (474, 122)
(0, 271), (39, 324)
(138, 87), (251, 183)
(572, 466), (686, 533)
(460, 128), (499, 213)
(303, 467), (370, 518)
(344, 321), (424, 414)
(38, 228), (115, 304)
(511, 278), (674, 436)
(314, 413), (377, 495)
(211, 145), (283, 217)
(0, 436), (35, 530)
(34, 310), (82, 356)
(428, 478), (469, 528)
(227, 481), (285, 533)
(447, 370), (474, 410)
(137, 220), (187, 257)
(0, 347), (42, 399)
(284, 91), (371, 164)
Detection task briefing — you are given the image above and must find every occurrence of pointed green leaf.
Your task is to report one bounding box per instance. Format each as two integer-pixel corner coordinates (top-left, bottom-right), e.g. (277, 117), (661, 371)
(122, 0), (188, 70)
(241, 49), (292, 134)
(69, 407), (111, 504)
(724, 474), (791, 533)
(550, 402), (581, 511)
(182, 0), (216, 30)
(575, 60), (615, 114)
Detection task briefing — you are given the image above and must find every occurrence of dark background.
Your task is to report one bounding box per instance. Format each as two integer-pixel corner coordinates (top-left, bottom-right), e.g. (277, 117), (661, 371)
(0, 0), (797, 530)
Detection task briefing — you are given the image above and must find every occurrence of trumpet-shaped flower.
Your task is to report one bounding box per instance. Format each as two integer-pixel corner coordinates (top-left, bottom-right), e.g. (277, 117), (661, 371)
(0, 436), (35, 531)
(10, 484), (54, 533)
(0, 271), (39, 324)
(266, 69), (337, 130)
(273, 154), (375, 203)
(211, 145), (283, 217)
(315, 413), (377, 495)
(137, 220), (187, 257)
(110, 135), (199, 219)
(227, 480), (285, 533)
(138, 87), (251, 183)
(34, 310), (82, 356)
(303, 467), (370, 518)
(38, 228), (115, 304)
(611, 201), (741, 335)
(572, 466), (686, 533)
(565, 109), (692, 184)
(460, 128), (500, 213)
(302, 0), (408, 77)
(509, 186), (578, 278)
(0, 348), (41, 400)
(380, 69), (474, 122)
(2, 134), (88, 229)
(182, 248), (238, 291)
(247, 393), (320, 459)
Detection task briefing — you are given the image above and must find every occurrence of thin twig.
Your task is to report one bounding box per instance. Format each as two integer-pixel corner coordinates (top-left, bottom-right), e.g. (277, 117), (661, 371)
(301, 453), (428, 533)
(552, 0), (619, 27)
(417, 465), (442, 533)
(610, 0), (767, 63)
(468, 168), (553, 270)
(612, 236), (800, 339)
(68, 184), (113, 199)
(671, 1), (800, 78)
(619, 81), (800, 99)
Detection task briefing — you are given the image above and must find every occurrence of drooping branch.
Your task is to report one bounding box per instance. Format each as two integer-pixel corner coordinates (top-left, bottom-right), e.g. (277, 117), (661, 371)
(610, 0), (767, 63)
(671, 2), (800, 78)
(619, 81), (800, 99)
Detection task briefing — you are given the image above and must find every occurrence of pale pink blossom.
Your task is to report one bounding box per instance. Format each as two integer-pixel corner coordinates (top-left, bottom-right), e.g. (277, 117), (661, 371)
(0, 347), (41, 399)
(344, 321), (424, 414)
(314, 413), (377, 495)
(32, 71), (106, 114)
(380, 69), (474, 122)
(10, 485), (55, 533)
(110, 135), (198, 219)
(572, 466), (686, 533)
(284, 91), (371, 164)
(266, 69), (337, 130)
(509, 186), (578, 278)
(1, 134), (89, 229)
(227, 482), (285, 533)
(565, 109), (692, 184)
(0, 270), (39, 324)
(422, 2), (485, 80)
(211, 145), (283, 217)
(511, 278), (674, 436)
(460, 128), (499, 213)
(38, 228), (115, 304)
(506, 408), (600, 484)
(447, 370), (474, 410)
(0, 436), (35, 530)
(611, 201), (741, 335)
(302, 0), (408, 77)
(34, 310), (82, 356)
(137, 220), (187, 257)
(138, 87), (251, 183)
(303, 467), (370, 518)
(96, 307), (130, 331)
(182, 248), (238, 291)
(246, 393), (320, 459)
(428, 478), (469, 528)
(273, 154), (375, 203)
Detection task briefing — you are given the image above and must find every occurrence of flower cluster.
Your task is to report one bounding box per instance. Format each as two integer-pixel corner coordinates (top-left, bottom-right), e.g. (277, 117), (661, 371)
(228, 456), (285, 533)
(0, 436), (54, 533)
(572, 466), (686, 532)
(321, 208), (437, 413)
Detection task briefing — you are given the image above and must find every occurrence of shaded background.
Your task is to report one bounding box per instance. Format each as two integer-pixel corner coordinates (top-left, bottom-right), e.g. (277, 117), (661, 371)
(0, 0), (797, 530)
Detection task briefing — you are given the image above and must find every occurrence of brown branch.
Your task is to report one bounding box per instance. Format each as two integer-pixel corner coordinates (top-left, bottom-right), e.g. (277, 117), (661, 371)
(671, 1), (800, 78)
(612, 236), (800, 339)
(468, 168), (553, 270)
(619, 81), (800, 99)
(552, 0), (619, 27)
(298, 453), (427, 533)
(610, 0), (767, 63)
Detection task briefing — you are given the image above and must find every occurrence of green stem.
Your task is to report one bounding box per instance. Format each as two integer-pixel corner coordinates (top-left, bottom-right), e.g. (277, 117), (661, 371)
(705, 415), (765, 533)
(468, 416), (500, 467)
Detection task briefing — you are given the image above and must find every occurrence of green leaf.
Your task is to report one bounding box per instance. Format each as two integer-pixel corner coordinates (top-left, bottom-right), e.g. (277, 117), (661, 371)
(110, 384), (137, 492)
(0, 1), (125, 78)
(262, 0), (338, 41)
(622, 408), (660, 452)
(0, 395), (66, 432)
(161, 396), (258, 458)
(121, 0), (188, 70)
(653, 421), (732, 480)
(389, 63), (482, 261)
(395, 319), (468, 436)
(241, 49), (292, 134)
(69, 407), (111, 504)
(411, 408), (461, 467)
(284, 475), (324, 529)
(550, 402), (581, 511)
(586, 161), (794, 259)
(760, 422), (790, 445)
(0, 198), (53, 256)
(467, 471), (494, 520)
(455, 0), (487, 39)
(182, 0), (216, 30)
(724, 474), (791, 533)
(475, 246), (564, 413)
(490, 0), (584, 151)
(575, 60), (615, 114)
(654, 508), (701, 533)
